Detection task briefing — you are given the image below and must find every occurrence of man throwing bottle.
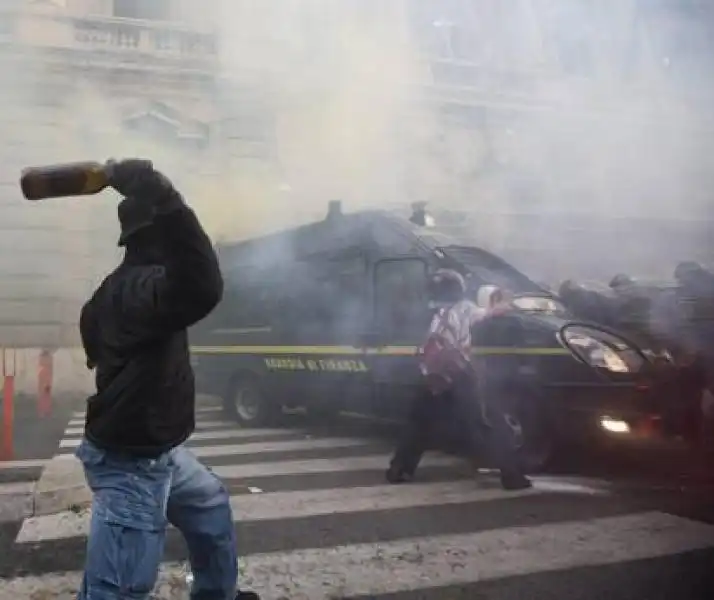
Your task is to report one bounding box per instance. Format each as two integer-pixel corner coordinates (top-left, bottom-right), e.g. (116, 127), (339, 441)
(76, 159), (258, 600)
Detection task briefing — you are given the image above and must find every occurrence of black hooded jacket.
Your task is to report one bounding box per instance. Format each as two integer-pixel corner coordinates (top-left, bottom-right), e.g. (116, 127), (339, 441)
(79, 198), (223, 457)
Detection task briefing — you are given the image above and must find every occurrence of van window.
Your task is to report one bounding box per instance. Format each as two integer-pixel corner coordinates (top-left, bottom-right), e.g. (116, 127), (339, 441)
(374, 258), (429, 339)
(310, 252), (368, 332)
(280, 251), (368, 339)
(202, 263), (290, 331)
(329, 254), (368, 315)
(213, 281), (277, 330)
(285, 262), (333, 327)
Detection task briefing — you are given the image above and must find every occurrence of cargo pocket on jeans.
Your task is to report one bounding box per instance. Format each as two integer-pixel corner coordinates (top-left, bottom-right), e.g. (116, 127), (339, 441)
(86, 494), (167, 596)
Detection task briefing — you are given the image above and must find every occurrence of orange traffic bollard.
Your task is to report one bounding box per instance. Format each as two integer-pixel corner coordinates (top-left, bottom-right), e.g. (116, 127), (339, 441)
(38, 349), (54, 418)
(1, 349), (16, 461)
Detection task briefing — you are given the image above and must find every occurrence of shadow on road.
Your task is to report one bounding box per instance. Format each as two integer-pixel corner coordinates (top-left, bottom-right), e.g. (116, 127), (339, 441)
(263, 409), (713, 492)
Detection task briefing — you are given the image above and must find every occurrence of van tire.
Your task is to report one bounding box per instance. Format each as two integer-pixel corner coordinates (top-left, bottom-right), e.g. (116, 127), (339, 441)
(223, 375), (281, 427)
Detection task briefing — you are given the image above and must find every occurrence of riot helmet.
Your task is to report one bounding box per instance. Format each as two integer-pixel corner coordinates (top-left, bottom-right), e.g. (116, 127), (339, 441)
(429, 269), (466, 303)
(674, 261), (703, 283)
(609, 273), (634, 290)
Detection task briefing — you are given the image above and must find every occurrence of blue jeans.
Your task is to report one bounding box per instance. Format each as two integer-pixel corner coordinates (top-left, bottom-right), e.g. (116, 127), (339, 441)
(75, 439), (238, 600)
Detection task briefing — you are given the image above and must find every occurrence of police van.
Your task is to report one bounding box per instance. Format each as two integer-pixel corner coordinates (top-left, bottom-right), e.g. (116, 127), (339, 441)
(190, 202), (697, 469)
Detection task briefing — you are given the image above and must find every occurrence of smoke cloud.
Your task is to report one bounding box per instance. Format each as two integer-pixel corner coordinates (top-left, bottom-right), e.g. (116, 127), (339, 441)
(1, 0), (713, 363)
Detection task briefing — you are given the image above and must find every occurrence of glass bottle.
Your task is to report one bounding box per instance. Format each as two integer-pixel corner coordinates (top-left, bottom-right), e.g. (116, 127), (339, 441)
(20, 161), (109, 201)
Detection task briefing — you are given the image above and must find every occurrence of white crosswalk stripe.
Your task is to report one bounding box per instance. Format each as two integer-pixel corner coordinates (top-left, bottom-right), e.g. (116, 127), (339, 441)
(4, 405), (714, 599)
(63, 419), (231, 436)
(70, 406), (222, 420)
(208, 452), (458, 479)
(6, 512), (714, 600)
(59, 428), (335, 449)
(16, 480), (543, 543)
(0, 458), (47, 470)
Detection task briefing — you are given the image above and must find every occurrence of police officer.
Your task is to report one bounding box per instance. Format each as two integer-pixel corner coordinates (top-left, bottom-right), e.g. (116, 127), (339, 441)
(674, 261), (714, 450)
(608, 273), (654, 333)
(673, 263), (714, 373)
(559, 279), (618, 327)
(471, 299), (533, 490)
(609, 273), (635, 292)
(386, 269), (531, 490)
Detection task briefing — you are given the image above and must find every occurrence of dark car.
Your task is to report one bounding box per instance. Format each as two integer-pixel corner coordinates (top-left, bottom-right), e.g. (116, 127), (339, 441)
(557, 277), (706, 448)
(434, 247), (701, 465)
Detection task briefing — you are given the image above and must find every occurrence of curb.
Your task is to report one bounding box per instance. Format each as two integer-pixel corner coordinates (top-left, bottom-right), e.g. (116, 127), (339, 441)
(0, 454), (91, 523)
(0, 481), (35, 523)
(33, 454), (92, 517)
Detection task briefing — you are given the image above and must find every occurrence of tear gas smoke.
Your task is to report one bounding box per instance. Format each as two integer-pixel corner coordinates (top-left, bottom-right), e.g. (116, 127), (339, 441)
(0, 2), (713, 391)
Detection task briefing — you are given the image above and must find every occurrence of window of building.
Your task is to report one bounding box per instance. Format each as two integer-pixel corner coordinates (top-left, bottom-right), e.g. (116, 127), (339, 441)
(222, 113), (275, 160)
(407, 0), (494, 62)
(113, 0), (171, 21)
(641, 3), (714, 88)
(532, 0), (596, 76)
(491, 0), (544, 68)
(123, 110), (210, 153)
(409, 0), (543, 69)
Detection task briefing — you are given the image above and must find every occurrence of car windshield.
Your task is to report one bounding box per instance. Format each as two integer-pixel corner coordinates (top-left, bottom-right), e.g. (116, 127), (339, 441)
(511, 296), (568, 315)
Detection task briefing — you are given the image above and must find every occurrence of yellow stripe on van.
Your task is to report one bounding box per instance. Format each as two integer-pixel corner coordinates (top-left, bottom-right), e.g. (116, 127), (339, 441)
(472, 347), (571, 356)
(190, 345), (416, 356)
(190, 345), (571, 357)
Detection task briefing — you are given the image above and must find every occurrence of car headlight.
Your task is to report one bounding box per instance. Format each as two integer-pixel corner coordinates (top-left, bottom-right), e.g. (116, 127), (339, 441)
(560, 328), (631, 373)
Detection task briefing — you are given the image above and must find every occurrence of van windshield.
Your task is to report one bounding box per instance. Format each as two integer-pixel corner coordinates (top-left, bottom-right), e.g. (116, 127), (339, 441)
(442, 246), (545, 294)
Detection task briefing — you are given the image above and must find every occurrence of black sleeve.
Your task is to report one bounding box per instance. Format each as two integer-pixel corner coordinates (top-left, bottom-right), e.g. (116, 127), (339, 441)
(120, 203), (224, 339)
(80, 297), (100, 369)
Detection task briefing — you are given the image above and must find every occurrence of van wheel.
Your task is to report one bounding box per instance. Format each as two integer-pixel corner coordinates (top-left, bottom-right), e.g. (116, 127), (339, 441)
(223, 376), (280, 427)
(504, 400), (555, 473)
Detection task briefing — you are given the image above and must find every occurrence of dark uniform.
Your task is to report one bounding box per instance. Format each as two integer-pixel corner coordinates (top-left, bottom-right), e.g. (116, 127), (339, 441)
(674, 262), (714, 450)
(471, 314), (534, 489)
(386, 270), (531, 491)
(558, 279), (618, 327)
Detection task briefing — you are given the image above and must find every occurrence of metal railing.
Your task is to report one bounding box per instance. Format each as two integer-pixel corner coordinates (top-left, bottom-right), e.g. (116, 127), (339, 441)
(71, 15), (217, 58)
(2, 8), (217, 64)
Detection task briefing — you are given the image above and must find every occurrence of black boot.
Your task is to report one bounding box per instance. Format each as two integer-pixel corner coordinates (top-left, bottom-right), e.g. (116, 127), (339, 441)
(235, 592), (260, 600)
(385, 464), (413, 484)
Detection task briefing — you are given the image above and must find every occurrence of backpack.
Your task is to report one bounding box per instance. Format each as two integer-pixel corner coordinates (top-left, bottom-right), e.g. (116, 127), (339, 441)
(418, 306), (472, 394)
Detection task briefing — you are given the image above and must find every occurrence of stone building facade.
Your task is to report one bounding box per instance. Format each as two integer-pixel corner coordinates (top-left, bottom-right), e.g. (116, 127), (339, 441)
(401, 0), (714, 280)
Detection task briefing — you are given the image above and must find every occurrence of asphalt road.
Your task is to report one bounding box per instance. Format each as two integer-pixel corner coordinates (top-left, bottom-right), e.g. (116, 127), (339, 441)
(0, 394), (82, 501)
(0, 402), (712, 599)
(0, 392), (82, 464)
